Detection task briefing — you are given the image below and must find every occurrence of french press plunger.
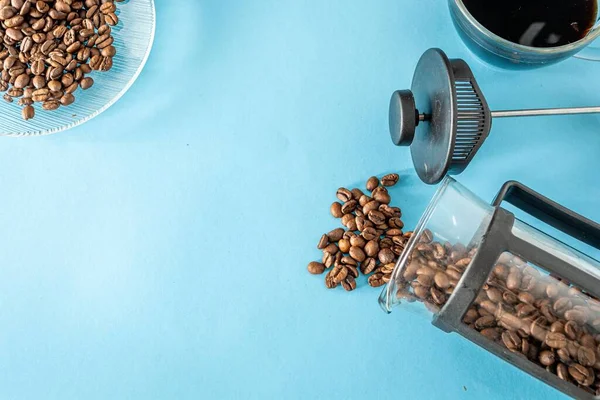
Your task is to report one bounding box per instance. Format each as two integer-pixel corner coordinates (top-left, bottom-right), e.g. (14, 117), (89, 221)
(389, 48), (600, 184)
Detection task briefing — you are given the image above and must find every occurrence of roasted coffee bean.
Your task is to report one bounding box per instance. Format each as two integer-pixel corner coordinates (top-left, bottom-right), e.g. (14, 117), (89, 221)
(21, 104), (33, 120)
(340, 256), (357, 267)
(330, 202), (343, 218)
(381, 173), (399, 187)
(323, 244), (338, 256)
(336, 188), (352, 202)
(342, 276), (357, 292)
(557, 348), (571, 363)
(378, 248), (395, 264)
(502, 330), (521, 352)
(430, 287), (446, 305)
(364, 240), (379, 257)
(368, 273), (385, 288)
(331, 265), (348, 284)
(501, 290), (518, 305)
(322, 252), (335, 268)
(539, 350), (556, 366)
(325, 271), (337, 289)
(42, 100), (60, 110)
(308, 261), (326, 275)
(349, 235), (365, 248)
(349, 246), (366, 262)
(546, 332), (568, 349)
(362, 200), (380, 215)
(338, 239), (350, 253)
(550, 321), (565, 334)
(372, 186), (390, 204)
(564, 321), (581, 340)
(475, 315), (496, 330)
(568, 363), (591, 386)
(361, 227), (378, 241)
(480, 327), (501, 341)
(464, 308), (479, 324)
(434, 272), (450, 289)
(556, 363), (569, 381)
(340, 199), (356, 214)
(346, 265), (359, 279)
(361, 257), (376, 275)
(580, 334), (596, 348)
(565, 308), (588, 325)
(367, 210), (385, 225)
(341, 214), (354, 229)
(578, 346), (596, 367)
(546, 284), (560, 299)
(327, 228), (344, 242)
(366, 176), (379, 191)
(358, 195), (371, 208)
(317, 234), (329, 249)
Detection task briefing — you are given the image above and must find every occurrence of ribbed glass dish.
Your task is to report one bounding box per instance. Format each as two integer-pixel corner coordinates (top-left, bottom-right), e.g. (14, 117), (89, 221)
(0, 0), (156, 137)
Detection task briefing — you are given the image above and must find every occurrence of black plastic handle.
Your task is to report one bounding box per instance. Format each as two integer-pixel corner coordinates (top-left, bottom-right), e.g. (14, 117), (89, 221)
(492, 181), (600, 251)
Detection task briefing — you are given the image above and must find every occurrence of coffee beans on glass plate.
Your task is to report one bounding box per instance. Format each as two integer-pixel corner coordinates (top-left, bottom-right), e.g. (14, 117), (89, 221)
(0, 0), (124, 120)
(394, 230), (600, 395)
(307, 173), (412, 292)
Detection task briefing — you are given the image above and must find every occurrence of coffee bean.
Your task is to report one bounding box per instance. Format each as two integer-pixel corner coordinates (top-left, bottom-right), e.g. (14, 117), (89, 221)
(464, 308), (479, 324)
(317, 234), (329, 250)
(329, 202), (343, 218)
(368, 273), (385, 288)
(378, 248), (395, 264)
(550, 321), (565, 334)
(372, 186), (391, 204)
(430, 287), (446, 305)
(323, 243), (338, 256)
(502, 330), (521, 352)
(480, 327), (501, 341)
(21, 104), (34, 120)
(341, 256), (357, 267)
(308, 261), (326, 275)
(564, 320), (581, 340)
(578, 346), (596, 367)
(348, 234), (364, 248)
(362, 240), (378, 257)
(556, 363), (569, 381)
(475, 315), (496, 330)
(546, 284), (560, 298)
(546, 332), (568, 349)
(326, 228), (344, 242)
(362, 200), (380, 215)
(433, 272), (450, 290)
(42, 99), (60, 110)
(342, 276), (357, 292)
(349, 246), (366, 262)
(557, 348), (571, 363)
(569, 363), (591, 386)
(554, 297), (573, 315)
(565, 308), (588, 325)
(336, 239), (349, 254)
(367, 210), (385, 225)
(361, 227), (378, 241)
(322, 252), (335, 268)
(331, 265), (348, 284)
(366, 176), (379, 191)
(539, 350), (556, 366)
(325, 271), (337, 289)
(381, 173), (399, 187)
(361, 258), (376, 275)
(341, 199), (357, 214)
(336, 188), (352, 202)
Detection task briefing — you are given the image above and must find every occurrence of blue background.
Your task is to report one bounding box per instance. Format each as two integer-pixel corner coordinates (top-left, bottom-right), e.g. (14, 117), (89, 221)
(0, 0), (599, 398)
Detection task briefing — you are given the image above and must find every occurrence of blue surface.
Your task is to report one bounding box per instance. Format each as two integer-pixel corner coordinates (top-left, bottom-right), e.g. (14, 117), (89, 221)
(0, 1), (599, 399)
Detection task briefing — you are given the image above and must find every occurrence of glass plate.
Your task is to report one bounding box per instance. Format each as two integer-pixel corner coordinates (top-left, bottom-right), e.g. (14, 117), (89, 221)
(0, 0), (156, 137)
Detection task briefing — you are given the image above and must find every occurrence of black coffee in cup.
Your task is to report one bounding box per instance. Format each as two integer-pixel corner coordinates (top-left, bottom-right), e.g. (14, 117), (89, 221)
(462, 0), (598, 47)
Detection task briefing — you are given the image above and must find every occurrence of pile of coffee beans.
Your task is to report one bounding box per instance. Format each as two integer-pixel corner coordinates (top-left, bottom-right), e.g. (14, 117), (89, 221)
(396, 232), (600, 395)
(0, 0), (123, 120)
(307, 173), (412, 291)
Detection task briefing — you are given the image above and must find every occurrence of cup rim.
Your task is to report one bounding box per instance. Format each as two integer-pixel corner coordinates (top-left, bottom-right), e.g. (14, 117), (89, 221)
(453, 0), (600, 54)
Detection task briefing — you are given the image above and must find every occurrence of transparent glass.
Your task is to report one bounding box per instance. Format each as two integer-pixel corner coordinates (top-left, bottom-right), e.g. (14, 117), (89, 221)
(449, 0), (600, 67)
(0, 0), (156, 136)
(466, 252), (600, 396)
(379, 177), (495, 314)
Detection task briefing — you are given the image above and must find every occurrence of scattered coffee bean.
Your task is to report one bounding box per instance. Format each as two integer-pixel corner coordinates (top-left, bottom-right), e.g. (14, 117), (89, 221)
(539, 350), (556, 366)
(330, 202), (343, 218)
(366, 176), (379, 191)
(381, 173), (399, 187)
(308, 261), (326, 275)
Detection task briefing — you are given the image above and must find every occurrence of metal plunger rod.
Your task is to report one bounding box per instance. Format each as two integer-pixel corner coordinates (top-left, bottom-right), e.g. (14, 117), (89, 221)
(491, 106), (600, 118)
(418, 106), (600, 122)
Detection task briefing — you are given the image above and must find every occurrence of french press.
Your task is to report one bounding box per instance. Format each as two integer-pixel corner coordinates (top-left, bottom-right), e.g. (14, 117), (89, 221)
(380, 177), (600, 399)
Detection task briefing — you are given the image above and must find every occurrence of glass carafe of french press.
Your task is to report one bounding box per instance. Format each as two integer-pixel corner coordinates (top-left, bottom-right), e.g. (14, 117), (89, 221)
(380, 177), (600, 399)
